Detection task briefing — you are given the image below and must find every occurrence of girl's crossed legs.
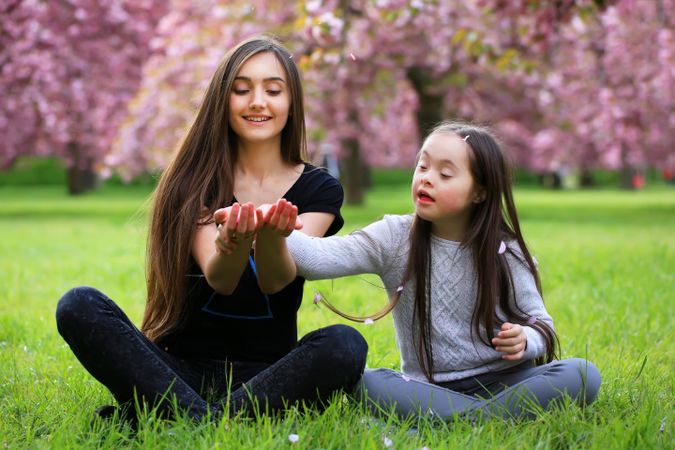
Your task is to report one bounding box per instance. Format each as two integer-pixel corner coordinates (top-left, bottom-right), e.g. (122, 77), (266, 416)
(357, 359), (600, 420)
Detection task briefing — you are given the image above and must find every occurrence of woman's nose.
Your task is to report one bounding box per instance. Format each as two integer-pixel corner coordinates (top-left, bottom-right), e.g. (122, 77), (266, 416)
(249, 88), (266, 109)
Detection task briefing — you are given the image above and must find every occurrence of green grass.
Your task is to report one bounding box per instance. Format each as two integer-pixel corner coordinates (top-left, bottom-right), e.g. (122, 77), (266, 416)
(0, 180), (673, 449)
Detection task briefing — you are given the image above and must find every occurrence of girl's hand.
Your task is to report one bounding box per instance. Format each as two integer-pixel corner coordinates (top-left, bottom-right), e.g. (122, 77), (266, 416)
(213, 202), (257, 255)
(492, 322), (527, 361)
(257, 199), (303, 237)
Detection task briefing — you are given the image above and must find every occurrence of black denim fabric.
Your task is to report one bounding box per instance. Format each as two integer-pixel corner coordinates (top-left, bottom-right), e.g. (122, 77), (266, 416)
(55, 286), (368, 421)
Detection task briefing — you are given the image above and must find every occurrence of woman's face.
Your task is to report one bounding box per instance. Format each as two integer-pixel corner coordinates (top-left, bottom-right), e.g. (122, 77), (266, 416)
(228, 51), (291, 147)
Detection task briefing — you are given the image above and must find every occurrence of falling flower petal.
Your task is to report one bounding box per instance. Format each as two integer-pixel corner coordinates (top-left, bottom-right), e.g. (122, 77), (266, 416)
(527, 316), (537, 325)
(402, 375), (411, 382)
(288, 434), (299, 443)
(463, 135), (470, 141)
(396, 285), (404, 293)
(364, 318), (374, 325)
(350, 52), (356, 60)
(313, 293), (321, 304)
(421, 447), (430, 450)
(383, 436), (393, 447)
(498, 241), (506, 254)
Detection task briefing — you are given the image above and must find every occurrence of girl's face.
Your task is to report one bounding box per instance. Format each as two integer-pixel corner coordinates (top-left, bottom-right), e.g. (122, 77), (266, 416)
(228, 52), (291, 147)
(411, 132), (483, 234)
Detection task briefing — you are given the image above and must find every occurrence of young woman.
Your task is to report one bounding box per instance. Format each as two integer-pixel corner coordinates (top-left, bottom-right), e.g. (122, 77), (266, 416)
(264, 121), (601, 420)
(55, 36), (367, 423)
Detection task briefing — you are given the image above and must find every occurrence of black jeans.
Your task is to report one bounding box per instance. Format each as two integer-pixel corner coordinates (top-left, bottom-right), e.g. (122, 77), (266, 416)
(55, 286), (368, 421)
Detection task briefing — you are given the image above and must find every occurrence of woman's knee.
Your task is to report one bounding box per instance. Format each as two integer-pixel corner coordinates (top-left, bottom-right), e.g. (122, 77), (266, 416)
(55, 286), (108, 334)
(314, 324), (368, 375)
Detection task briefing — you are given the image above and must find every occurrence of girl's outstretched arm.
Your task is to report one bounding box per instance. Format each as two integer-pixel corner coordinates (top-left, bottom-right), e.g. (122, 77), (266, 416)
(286, 215), (403, 281)
(192, 202), (258, 295)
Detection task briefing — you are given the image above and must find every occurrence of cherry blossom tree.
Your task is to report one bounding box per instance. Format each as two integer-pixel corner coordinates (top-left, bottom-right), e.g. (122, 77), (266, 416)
(104, 0), (671, 199)
(0, 0), (166, 193)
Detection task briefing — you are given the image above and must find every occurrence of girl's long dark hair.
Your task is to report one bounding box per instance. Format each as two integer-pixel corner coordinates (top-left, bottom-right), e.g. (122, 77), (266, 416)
(320, 121), (559, 383)
(142, 36), (306, 343)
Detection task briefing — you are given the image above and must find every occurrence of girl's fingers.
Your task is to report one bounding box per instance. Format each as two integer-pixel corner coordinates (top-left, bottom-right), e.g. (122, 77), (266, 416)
(498, 324), (521, 337)
(492, 336), (523, 347)
(502, 351), (524, 361)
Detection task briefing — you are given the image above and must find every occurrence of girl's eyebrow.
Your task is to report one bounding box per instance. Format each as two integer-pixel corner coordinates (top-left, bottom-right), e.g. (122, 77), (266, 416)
(420, 150), (458, 169)
(234, 76), (286, 83)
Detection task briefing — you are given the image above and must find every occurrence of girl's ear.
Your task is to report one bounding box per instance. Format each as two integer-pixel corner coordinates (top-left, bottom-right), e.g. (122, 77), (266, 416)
(473, 186), (487, 203)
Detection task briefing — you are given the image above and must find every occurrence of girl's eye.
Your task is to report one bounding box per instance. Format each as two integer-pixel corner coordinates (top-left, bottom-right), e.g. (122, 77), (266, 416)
(417, 164), (427, 170)
(267, 90), (282, 96)
(233, 89), (249, 95)
(441, 173), (452, 179)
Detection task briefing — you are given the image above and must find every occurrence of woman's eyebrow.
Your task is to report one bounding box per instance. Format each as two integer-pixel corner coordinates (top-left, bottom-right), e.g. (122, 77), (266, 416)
(234, 76), (286, 83)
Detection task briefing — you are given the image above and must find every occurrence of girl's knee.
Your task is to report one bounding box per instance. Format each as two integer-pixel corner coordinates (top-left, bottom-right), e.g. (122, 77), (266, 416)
(560, 358), (601, 404)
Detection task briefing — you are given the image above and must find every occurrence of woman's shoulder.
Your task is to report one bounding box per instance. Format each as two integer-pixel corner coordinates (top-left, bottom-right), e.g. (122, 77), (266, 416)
(286, 163), (342, 200)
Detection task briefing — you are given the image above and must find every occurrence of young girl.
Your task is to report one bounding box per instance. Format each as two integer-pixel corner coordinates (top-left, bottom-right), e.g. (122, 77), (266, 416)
(272, 121), (601, 420)
(55, 36), (367, 423)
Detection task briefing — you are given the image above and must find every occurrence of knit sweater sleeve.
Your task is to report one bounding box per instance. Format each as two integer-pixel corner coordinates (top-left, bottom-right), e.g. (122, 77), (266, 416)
(505, 243), (555, 361)
(286, 215), (406, 280)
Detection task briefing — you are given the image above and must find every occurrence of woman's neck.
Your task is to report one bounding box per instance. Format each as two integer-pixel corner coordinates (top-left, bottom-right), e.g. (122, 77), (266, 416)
(235, 140), (286, 181)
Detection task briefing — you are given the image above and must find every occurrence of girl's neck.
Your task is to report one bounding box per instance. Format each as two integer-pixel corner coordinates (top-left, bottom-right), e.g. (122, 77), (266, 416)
(430, 218), (468, 242)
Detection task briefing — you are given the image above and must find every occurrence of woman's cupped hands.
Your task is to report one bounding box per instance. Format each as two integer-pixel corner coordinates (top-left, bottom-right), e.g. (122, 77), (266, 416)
(213, 200), (303, 255)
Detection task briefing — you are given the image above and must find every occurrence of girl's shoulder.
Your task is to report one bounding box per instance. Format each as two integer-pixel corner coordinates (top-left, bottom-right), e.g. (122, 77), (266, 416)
(363, 214), (413, 244)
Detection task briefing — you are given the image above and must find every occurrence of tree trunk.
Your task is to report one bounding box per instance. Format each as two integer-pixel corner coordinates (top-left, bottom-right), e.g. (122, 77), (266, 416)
(340, 137), (364, 205)
(407, 67), (444, 139)
(579, 168), (595, 187)
(619, 143), (641, 189)
(66, 143), (98, 195)
(540, 171), (563, 189)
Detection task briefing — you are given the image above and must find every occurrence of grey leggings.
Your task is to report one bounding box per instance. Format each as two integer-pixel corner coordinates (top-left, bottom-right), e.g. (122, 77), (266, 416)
(356, 358), (600, 420)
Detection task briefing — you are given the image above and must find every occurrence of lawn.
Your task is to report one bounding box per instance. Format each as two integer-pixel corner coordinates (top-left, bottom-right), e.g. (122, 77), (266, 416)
(0, 177), (673, 449)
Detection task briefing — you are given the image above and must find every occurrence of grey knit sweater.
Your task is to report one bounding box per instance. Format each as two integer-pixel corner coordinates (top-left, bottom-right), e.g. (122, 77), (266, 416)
(287, 214), (554, 382)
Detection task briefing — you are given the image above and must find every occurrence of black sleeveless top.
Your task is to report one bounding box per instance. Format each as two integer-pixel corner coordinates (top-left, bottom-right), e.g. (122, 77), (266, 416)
(158, 164), (344, 363)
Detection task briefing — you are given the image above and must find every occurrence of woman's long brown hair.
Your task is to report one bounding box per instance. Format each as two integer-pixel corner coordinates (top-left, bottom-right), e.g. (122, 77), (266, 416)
(320, 121), (559, 382)
(142, 36), (307, 343)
